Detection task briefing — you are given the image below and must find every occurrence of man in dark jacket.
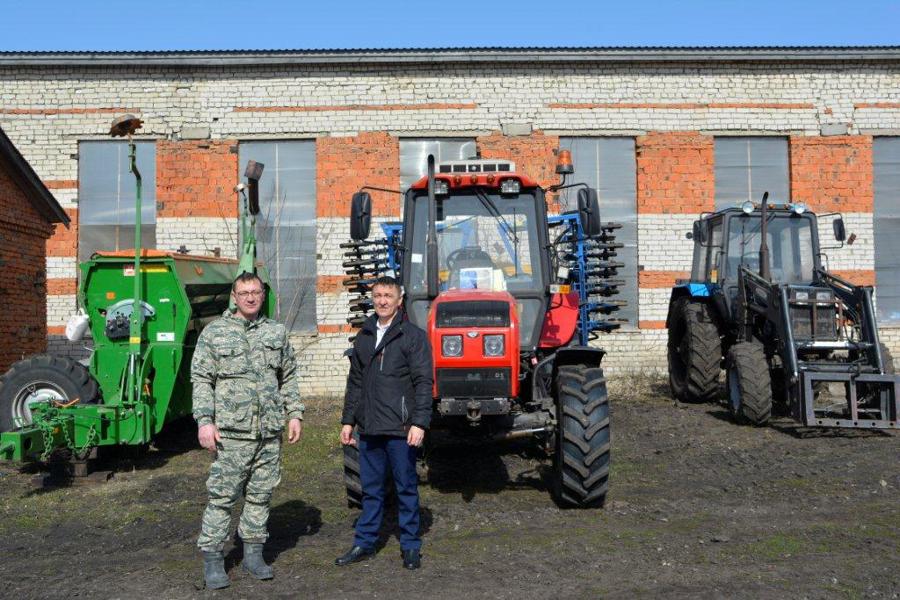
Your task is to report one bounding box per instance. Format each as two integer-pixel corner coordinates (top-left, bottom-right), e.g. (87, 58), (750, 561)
(336, 275), (433, 570)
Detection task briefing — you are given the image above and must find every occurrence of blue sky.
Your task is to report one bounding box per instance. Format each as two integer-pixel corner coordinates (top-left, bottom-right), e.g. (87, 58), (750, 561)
(1, 0), (898, 51)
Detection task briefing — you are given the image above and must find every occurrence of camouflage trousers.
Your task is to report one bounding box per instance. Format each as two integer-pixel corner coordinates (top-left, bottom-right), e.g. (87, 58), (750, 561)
(197, 436), (282, 551)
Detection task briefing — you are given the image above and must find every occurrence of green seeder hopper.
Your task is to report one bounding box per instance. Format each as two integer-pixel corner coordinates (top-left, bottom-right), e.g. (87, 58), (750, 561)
(0, 117), (269, 464)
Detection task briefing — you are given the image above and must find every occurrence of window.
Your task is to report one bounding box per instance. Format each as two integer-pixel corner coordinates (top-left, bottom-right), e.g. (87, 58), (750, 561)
(714, 137), (789, 209)
(239, 141), (317, 333)
(559, 138), (638, 328)
(78, 141), (156, 263)
(874, 137), (900, 325)
(400, 139), (476, 191)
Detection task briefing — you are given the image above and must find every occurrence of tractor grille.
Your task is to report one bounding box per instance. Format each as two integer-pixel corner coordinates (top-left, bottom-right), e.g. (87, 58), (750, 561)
(790, 304), (838, 341)
(435, 301), (510, 328)
(436, 367), (511, 398)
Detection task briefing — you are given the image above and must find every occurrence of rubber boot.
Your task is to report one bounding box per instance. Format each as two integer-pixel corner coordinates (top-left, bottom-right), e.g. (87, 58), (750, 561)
(202, 550), (230, 590)
(242, 543), (274, 580)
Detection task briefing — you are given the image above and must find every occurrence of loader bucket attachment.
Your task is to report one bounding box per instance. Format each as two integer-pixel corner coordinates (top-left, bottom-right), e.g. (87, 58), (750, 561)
(798, 371), (900, 429)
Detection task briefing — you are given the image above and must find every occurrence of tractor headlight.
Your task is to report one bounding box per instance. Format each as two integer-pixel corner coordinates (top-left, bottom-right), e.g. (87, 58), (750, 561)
(815, 290), (834, 302)
(741, 201), (755, 214)
(434, 179), (449, 196)
(793, 291), (809, 301)
(789, 202), (808, 215)
(441, 335), (463, 357)
(483, 334), (505, 357)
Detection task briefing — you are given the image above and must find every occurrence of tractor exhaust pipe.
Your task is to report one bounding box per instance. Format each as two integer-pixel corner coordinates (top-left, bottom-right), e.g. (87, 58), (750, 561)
(426, 154), (440, 299)
(759, 191), (771, 280)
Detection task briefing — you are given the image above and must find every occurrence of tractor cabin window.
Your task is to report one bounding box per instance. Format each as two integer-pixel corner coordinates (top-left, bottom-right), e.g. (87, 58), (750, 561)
(239, 141), (317, 333)
(714, 137), (789, 209)
(559, 138), (638, 328)
(78, 141), (157, 263)
(874, 137), (900, 325)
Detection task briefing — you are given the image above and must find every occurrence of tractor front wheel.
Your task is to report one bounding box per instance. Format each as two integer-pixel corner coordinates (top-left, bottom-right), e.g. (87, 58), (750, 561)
(0, 355), (100, 432)
(726, 343), (772, 426)
(667, 298), (722, 403)
(553, 365), (610, 508)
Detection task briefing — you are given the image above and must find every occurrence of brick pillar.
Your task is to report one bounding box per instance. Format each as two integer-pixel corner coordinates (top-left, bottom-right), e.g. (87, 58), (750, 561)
(316, 132), (400, 218)
(636, 131), (714, 215)
(156, 140), (239, 218)
(635, 131), (714, 329)
(789, 135), (875, 283)
(789, 135), (873, 213)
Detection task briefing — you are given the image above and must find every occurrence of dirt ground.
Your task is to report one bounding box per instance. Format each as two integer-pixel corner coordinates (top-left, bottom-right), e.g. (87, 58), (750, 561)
(0, 376), (898, 599)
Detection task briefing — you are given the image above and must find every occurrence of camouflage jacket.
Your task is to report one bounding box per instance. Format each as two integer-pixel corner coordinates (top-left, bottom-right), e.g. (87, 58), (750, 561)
(191, 310), (303, 439)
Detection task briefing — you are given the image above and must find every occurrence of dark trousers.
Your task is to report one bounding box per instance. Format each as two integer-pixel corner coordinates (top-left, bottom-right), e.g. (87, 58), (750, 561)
(354, 434), (421, 551)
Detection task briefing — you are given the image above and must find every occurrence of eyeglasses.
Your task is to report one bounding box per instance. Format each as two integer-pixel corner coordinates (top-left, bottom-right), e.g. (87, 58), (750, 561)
(235, 290), (264, 298)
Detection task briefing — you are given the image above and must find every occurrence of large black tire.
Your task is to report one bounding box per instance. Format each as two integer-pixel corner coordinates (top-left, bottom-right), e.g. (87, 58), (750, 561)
(0, 355), (100, 432)
(667, 297), (722, 403)
(553, 365), (610, 508)
(343, 442), (363, 509)
(725, 343), (772, 426)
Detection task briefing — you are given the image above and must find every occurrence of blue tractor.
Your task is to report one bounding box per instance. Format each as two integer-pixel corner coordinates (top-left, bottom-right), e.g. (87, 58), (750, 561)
(666, 194), (898, 429)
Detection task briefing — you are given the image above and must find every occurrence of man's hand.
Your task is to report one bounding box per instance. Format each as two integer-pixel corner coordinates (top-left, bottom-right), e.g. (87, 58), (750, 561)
(407, 425), (425, 448)
(340, 424), (357, 446)
(287, 418), (303, 444)
(198, 423), (221, 453)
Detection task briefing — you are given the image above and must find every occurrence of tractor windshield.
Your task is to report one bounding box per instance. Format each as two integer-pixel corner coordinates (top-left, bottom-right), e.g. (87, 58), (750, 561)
(725, 214), (816, 283)
(407, 192), (543, 294)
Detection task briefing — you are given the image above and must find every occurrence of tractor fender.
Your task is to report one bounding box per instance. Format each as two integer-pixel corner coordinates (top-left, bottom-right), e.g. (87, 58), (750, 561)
(666, 283), (714, 328)
(553, 346), (606, 371)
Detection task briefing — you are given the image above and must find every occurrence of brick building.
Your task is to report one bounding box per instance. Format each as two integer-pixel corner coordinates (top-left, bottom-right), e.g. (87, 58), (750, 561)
(0, 125), (70, 373)
(0, 46), (898, 395)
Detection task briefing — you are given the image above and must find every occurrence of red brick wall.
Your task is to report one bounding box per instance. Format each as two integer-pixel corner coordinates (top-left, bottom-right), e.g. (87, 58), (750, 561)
(477, 131), (560, 189)
(157, 140), (239, 218)
(316, 132), (400, 218)
(789, 135), (874, 212)
(0, 166), (54, 371)
(636, 131), (714, 214)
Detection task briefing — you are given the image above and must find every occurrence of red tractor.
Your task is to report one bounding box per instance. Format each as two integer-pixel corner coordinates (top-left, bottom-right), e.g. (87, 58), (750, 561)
(341, 154), (626, 508)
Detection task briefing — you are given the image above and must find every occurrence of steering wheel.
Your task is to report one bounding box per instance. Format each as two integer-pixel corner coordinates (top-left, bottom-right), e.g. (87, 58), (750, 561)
(446, 246), (494, 271)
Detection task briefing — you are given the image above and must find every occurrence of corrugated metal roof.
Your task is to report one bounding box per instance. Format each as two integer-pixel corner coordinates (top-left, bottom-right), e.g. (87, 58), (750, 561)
(1, 46), (899, 66)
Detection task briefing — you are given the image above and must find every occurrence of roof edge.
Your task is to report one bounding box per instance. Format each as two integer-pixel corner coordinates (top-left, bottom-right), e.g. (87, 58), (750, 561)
(1, 46), (900, 66)
(0, 127), (70, 227)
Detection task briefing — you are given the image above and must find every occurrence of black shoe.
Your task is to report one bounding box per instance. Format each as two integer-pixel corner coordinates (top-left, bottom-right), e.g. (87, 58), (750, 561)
(401, 548), (421, 570)
(335, 545), (375, 566)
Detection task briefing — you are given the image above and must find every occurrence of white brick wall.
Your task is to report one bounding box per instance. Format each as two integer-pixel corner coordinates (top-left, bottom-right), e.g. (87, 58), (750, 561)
(46, 256), (77, 280)
(638, 214), (698, 272)
(2, 57), (898, 394)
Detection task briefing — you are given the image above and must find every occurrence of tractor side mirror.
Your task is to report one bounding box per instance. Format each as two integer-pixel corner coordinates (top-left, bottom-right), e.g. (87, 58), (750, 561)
(577, 188), (602, 238)
(690, 220), (709, 245)
(832, 217), (846, 242)
(350, 192), (372, 240)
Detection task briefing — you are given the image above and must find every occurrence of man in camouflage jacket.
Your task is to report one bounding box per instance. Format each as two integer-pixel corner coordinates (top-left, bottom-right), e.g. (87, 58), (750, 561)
(191, 271), (304, 590)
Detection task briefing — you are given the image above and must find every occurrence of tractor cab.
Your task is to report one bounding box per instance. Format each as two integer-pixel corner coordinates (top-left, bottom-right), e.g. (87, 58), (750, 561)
(689, 202), (829, 321)
(401, 160), (550, 353)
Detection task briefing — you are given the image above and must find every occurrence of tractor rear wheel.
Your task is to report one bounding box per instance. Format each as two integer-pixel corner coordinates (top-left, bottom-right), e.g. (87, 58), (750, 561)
(726, 343), (772, 426)
(667, 298), (721, 403)
(0, 355), (100, 432)
(553, 365), (610, 508)
(343, 441), (363, 509)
